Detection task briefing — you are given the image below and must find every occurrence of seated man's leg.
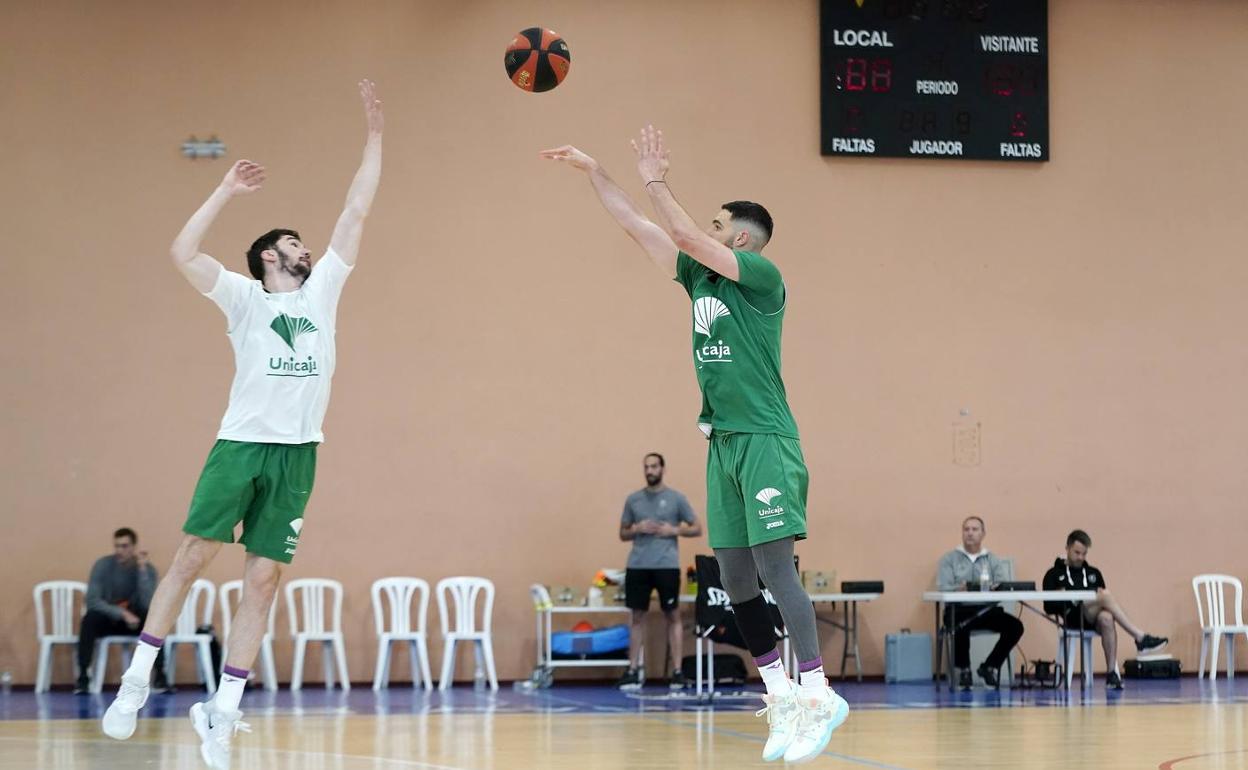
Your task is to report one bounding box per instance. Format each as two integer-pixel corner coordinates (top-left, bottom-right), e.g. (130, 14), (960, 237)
(951, 608), (974, 672)
(1088, 590), (1143, 642)
(1089, 606), (1118, 672)
(78, 610), (128, 687)
(962, 608), (1023, 672)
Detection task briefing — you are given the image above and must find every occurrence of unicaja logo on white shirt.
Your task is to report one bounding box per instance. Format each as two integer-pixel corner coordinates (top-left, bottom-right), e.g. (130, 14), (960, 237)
(693, 297), (731, 336)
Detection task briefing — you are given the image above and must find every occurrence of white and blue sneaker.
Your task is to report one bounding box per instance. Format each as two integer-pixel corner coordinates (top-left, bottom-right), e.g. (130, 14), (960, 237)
(783, 685), (850, 764)
(756, 690), (802, 761)
(190, 701), (251, 770)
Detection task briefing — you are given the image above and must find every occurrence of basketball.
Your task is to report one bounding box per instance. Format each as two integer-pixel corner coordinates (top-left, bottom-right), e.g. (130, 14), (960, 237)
(504, 27), (571, 93)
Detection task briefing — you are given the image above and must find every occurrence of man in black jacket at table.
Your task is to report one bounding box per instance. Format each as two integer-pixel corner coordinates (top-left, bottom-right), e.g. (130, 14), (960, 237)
(1042, 529), (1168, 689)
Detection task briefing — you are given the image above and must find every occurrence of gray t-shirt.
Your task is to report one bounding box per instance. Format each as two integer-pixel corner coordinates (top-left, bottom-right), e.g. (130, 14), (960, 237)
(620, 487), (697, 569)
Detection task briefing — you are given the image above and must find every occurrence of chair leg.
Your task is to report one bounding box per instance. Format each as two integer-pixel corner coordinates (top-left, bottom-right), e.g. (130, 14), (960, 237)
(1064, 637), (1076, 689)
(334, 634), (351, 692)
(322, 643), (335, 690)
(481, 638), (499, 692)
(291, 637), (307, 692)
(1198, 633), (1209, 679)
(90, 640), (108, 694)
(373, 638), (390, 691)
(260, 638), (277, 692)
(1083, 637), (1094, 689)
(164, 642), (176, 688)
(417, 637), (433, 692)
(35, 640), (51, 694)
(1226, 634), (1236, 681)
(439, 639), (456, 691)
(197, 640), (216, 695)
(1210, 632), (1222, 682)
(407, 641), (419, 689)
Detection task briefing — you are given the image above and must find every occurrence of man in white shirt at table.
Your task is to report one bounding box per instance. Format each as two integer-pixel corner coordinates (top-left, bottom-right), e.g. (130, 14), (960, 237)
(936, 516), (1024, 689)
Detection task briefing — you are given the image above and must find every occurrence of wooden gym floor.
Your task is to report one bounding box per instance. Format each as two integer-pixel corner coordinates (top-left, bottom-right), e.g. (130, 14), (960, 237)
(2, 678), (1247, 769)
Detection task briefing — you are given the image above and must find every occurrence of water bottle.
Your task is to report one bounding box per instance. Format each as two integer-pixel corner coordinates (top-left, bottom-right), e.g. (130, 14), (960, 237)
(979, 564), (991, 593)
(473, 668), (486, 692)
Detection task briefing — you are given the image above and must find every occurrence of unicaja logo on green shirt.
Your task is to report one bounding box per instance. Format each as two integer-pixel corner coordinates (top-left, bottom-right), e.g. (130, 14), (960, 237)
(270, 314), (318, 351)
(693, 297), (734, 365)
(693, 297), (731, 336)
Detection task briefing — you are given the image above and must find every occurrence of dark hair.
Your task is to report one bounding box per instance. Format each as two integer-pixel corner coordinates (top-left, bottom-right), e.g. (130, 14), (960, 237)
(644, 452), (666, 468)
(246, 229), (300, 281)
(1067, 529), (1091, 548)
(963, 515), (985, 530)
(113, 528), (137, 544)
(721, 201), (774, 244)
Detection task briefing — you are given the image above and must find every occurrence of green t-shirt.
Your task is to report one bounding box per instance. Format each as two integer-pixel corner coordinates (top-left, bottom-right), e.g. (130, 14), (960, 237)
(674, 250), (800, 439)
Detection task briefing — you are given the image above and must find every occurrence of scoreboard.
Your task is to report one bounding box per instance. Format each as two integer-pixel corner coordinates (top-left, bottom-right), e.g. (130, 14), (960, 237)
(820, 0), (1049, 162)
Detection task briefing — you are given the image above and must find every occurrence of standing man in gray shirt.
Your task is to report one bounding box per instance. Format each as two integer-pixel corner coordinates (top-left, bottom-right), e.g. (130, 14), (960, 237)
(76, 529), (166, 694)
(618, 453), (701, 690)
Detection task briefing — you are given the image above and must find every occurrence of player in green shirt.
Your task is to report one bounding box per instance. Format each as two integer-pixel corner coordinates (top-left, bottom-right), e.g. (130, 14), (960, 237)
(542, 126), (848, 763)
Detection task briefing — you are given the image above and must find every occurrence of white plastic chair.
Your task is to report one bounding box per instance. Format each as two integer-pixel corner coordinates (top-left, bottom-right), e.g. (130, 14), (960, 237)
(90, 635), (138, 693)
(371, 577), (433, 691)
(1055, 627), (1098, 689)
(163, 579), (217, 693)
(286, 578), (350, 691)
(33, 581), (86, 692)
(219, 579), (278, 691)
(436, 577), (498, 691)
(1193, 574), (1248, 681)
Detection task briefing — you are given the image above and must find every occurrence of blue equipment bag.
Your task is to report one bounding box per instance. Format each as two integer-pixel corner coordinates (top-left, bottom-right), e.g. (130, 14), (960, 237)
(551, 624), (630, 656)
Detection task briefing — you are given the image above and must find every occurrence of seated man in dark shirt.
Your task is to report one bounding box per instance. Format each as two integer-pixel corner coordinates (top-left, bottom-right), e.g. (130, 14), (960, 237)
(1042, 529), (1168, 689)
(76, 528), (167, 693)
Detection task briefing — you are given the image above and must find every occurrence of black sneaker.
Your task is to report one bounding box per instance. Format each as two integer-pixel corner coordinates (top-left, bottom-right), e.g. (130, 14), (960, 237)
(1136, 634), (1168, 655)
(72, 674), (90, 695)
(669, 669), (689, 691)
(617, 667), (644, 691)
(977, 663), (1000, 688)
(958, 668), (973, 690)
(1106, 671), (1124, 690)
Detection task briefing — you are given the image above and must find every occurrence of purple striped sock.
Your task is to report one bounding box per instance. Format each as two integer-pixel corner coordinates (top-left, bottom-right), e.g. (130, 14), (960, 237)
(223, 665), (249, 679)
(754, 648), (781, 668)
(799, 656), (823, 673)
(138, 632), (164, 648)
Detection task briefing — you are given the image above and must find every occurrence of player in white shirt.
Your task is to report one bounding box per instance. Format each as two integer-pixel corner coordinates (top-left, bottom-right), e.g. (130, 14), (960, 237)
(102, 80), (383, 770)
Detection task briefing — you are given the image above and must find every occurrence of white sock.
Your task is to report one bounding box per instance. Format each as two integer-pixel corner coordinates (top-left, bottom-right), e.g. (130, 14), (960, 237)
(757, 656), (795, 696)
(213, 669), (248, 714)
(125, 640), (162, 683)
(799, 665), (828, 698)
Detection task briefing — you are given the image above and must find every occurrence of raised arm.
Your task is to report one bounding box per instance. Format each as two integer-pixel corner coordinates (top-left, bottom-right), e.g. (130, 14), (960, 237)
(540, 145), (678, 278)
(170, 160), (266, 293)
(632, 125), (741, 282)
(329, 79), (384, 266)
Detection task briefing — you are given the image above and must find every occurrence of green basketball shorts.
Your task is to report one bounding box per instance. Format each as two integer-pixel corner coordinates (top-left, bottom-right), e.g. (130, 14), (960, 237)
(706, 431), (809, 549)
(182, 439), (318, 564)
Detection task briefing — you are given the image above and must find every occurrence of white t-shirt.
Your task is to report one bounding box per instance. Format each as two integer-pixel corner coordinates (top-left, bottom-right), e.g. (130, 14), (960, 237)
(204, 249), (352, 444)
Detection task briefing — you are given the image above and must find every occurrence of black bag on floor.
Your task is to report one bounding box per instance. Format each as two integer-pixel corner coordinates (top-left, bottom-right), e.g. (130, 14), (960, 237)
(1124, 658), (1180, 679)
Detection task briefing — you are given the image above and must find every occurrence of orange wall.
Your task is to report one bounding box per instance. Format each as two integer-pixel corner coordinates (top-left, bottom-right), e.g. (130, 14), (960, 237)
(3, 0), (1248, 686)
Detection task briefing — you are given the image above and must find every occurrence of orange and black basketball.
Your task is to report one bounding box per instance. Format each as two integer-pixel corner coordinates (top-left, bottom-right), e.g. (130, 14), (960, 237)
(504, 27), (571, 93)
